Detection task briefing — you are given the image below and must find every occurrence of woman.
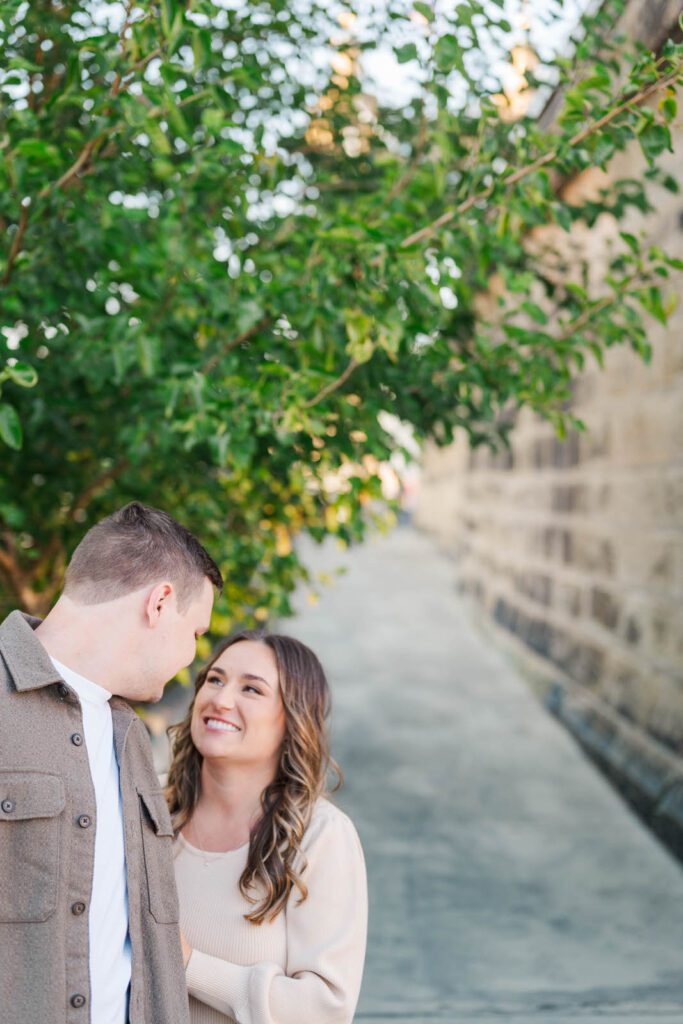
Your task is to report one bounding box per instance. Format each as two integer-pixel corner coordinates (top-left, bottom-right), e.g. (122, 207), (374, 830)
(165, 630), (367, 1024)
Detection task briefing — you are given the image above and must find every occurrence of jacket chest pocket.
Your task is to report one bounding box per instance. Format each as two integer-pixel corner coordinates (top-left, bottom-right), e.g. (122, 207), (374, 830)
(138, 788), (179, 924)
(0, 771), (65, 923)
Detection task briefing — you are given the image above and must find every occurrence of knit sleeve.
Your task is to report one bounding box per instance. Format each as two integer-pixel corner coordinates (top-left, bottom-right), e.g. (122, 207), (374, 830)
(185, 805), (368, 1024)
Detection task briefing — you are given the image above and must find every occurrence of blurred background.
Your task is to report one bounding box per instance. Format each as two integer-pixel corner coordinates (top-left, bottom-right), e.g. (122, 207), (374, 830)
(1, 0), (682, 1019)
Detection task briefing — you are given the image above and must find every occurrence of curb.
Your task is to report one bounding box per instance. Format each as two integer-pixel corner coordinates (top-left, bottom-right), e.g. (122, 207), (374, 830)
(545, 679), (683, 863)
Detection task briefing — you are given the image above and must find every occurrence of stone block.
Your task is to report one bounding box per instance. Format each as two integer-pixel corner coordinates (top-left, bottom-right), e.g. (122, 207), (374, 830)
(565, 532), (615, 575)
(590, 587), (621, 631)
(617, 536), (683, 592)
(556, 583), (582, 618)
(514, 571), (553, 608)
(609, 390), (683, 465)
(550, 484), (589, 514)
(624, 616), (641, 646)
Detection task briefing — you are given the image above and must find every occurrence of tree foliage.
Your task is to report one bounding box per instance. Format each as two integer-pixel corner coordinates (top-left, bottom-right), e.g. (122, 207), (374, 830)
(0, 0), (682, 626)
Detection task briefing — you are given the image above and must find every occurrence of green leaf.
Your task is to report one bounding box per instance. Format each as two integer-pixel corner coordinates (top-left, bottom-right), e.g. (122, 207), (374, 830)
(201, 108), (225, 133)
(137, 336), (158, 377)
(16, 139), (61, 163)
(164, 90), (192, 141)
(639, 286), (668, 324)
(554, 205), (573, 232)
(412, 2), (434, 22)
(377, 321), (401, 358)
(344, 309), (374, 364)
(521, 302), (548, 325)
(5, 362), (38, 388)
(638, 122), (673, 165)
(8, 56), (42, 72)
(592, 136), (616, 168)
(0, 403), (22, 449)
(434, 34), (460, 73)
(148, 124), (172, 155)
(619, 232), (639, 255)
(395, 43), (419, 64)
(659, 95), (677, 122)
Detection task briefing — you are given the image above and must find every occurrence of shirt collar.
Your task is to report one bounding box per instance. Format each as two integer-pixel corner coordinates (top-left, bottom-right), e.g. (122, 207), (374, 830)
(0, 610), (63, 692)
(50, 656), (112, 706)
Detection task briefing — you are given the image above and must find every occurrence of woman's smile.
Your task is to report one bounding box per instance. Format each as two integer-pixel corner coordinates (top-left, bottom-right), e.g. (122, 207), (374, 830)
(204, 716), (241, 733)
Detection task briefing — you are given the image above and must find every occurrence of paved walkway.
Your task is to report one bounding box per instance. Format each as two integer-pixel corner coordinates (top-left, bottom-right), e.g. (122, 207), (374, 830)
(289, 526), (683, 1023)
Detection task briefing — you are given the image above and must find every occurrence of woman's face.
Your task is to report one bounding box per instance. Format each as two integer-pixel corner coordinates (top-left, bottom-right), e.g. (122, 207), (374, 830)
(190, 640), (286, 770)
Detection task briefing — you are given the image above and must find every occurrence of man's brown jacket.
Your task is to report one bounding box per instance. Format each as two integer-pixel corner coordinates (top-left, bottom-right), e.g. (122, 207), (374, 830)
(0, 610), (190, 1024)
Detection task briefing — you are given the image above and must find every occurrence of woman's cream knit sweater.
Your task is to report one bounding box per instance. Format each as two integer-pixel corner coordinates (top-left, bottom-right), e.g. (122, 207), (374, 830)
(174, 797), (368, 1024)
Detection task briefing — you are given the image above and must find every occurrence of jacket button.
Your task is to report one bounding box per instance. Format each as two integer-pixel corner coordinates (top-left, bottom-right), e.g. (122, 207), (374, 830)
(1, 799), (14, 813)
(58, 683), (69, 699)
(71, 901), (87, 916)
(71, 733), (83, 746)
(77, 814), (91, 829)
(70, 994), (86, 1009)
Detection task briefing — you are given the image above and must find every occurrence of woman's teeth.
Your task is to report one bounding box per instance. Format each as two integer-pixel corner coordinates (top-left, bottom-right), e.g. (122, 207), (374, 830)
(206, 718), (240, 732)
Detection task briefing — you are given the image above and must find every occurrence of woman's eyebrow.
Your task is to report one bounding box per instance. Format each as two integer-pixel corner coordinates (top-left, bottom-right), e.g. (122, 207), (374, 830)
(242, 672), (272, 689)
(209, 666), (227, 678)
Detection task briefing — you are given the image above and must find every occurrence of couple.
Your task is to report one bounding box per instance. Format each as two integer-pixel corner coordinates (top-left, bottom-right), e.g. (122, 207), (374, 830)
(0, 502), (367, 1024)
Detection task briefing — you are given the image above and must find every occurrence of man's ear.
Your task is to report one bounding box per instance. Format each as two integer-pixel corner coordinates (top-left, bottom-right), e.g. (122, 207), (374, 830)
(144, 582), (174, 627)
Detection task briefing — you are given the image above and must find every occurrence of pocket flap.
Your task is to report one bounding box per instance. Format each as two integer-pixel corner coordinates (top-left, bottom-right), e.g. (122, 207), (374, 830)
(0, 771), (65, 821)
(138, 788), (174, 837)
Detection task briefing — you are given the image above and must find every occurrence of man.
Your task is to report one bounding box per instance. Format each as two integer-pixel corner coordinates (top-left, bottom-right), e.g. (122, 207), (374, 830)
(0, 502), (223, 1024)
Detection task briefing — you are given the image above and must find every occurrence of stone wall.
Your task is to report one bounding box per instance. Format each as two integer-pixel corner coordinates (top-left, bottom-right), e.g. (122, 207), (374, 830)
(415, 25), (683, 849)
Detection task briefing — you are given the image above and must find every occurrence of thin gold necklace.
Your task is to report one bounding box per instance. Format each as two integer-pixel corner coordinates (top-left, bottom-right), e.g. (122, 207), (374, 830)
(186, 814), (248, 868)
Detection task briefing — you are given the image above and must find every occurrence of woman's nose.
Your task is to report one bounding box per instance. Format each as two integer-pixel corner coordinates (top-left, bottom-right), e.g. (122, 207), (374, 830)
(213, 686), (236, 709)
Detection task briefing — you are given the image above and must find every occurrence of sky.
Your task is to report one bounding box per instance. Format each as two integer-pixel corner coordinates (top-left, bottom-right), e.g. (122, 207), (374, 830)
(360, 0), (595, 107)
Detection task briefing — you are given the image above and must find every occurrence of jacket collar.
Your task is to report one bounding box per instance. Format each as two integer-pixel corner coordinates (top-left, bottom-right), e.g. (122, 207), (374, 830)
(0, 610), (64, 692)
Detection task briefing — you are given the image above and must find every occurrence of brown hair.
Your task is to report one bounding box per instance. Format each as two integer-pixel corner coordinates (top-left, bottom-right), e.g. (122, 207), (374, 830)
(165, 630), (342, 924)
(63, 501), (223, 610)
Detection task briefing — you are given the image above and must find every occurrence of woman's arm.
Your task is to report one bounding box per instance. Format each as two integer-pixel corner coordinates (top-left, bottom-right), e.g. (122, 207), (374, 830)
(185, 807), (368, 1024)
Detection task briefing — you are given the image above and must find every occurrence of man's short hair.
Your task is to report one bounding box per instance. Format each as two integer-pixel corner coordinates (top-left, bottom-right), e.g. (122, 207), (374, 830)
(63, 502), (223, 610)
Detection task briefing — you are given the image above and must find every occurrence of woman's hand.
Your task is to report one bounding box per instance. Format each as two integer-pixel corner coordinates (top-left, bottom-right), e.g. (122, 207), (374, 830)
(179, 928), (193, 969)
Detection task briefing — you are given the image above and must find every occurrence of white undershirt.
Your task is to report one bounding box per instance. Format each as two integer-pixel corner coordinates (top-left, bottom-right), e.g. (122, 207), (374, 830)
(51, 657), (132, 1024)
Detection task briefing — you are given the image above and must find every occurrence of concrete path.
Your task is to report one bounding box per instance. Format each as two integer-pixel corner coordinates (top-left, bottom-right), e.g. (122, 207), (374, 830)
(288, 526), (683, 1024)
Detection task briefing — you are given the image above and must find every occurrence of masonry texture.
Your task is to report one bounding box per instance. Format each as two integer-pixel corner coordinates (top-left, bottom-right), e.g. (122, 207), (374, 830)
(416, 7), (683, 849)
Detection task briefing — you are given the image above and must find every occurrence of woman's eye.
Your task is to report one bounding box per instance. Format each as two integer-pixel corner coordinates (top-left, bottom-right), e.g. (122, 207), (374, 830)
(244, 685), (261, 695)
(207, 675), (223, 686)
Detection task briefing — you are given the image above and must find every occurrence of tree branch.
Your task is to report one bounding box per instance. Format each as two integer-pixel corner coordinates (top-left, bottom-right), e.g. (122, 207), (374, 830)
(113, 45), (163, 98)
(304, 359), (359, 409)
(401, 61), (683, 249)
(110, 0), (136, 98)
(70, 458), (130, 519)
(31, 532), (64, 584)
(202, 316), (272, 375)
(557, 295), (616, 342)
(44, 135), (101, 197)
(2, 201), (29, 285)
(0, 532), (36, 611)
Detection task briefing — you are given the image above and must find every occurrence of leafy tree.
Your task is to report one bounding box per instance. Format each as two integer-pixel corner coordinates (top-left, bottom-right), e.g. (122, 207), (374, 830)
(0, 0), (681, 626)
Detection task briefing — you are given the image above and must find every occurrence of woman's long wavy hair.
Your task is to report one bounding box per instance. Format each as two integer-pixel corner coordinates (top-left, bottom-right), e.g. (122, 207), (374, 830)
(165, 630), (342, 925)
